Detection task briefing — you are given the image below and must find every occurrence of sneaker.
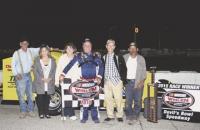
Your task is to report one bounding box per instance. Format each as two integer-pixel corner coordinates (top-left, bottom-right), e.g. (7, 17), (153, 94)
(104, 117), (115, 122)
(70, 116), (77, 121)
(39, 114), (44, 119)
(45, 114), (51, 119)
(19, 112), (26, 119)
(27, 111), (36, 117)
(80, 119), (87, 123)
(117, 118), (123, 122)
(93, 119), (100, 123)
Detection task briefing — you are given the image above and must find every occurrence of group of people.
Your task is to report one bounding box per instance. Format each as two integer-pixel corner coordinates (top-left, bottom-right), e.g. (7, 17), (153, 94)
(12, 38), (146, 125)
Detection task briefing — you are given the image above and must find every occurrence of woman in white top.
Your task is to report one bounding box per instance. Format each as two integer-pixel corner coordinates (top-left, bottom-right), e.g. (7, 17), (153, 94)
(33, 44), (56, 119)
(55, 42), (80, 120)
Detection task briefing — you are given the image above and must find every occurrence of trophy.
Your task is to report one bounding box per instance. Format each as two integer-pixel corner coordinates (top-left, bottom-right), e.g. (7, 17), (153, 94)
(147, 66), (158, 123)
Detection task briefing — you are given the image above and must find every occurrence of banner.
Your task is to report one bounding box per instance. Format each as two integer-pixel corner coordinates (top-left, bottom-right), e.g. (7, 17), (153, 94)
(70, 80), (100, 107)
(155, 72), (200, 123)
(60, 80), (102, 108)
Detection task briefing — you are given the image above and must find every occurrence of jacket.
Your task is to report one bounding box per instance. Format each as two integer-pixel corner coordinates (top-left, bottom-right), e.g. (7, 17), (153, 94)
(62, 52), (104, 79)
(123, 53), (147, 88)
(32, 56), (56, 95)
(102, 53), (127, 85)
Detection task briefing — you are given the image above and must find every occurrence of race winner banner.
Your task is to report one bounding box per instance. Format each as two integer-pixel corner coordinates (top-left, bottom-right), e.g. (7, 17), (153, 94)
(70, 80), (100, 107)
(60, 80), (101, 108)
(155, 71), (200, 123)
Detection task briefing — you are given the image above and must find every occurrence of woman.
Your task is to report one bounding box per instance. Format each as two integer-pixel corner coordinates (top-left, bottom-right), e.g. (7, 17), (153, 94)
(33, 44), (56, 119)
(55, 42), (80, 120)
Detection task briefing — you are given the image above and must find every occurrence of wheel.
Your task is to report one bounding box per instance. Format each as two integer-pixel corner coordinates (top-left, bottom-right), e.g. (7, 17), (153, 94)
(49, 86), (62, 116)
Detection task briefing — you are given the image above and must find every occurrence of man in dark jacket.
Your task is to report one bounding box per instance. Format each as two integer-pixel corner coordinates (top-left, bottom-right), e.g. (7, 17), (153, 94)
(102, 39), (127, 122)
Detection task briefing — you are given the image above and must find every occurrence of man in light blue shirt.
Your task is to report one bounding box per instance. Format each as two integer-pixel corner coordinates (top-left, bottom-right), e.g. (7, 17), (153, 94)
(12, 38), (39, 118)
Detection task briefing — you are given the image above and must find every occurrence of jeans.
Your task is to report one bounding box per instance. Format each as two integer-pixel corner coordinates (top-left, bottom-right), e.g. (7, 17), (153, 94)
(125, 79), (143, 119)
(15, 73), (34, 112)
(81, 107), (99, 121)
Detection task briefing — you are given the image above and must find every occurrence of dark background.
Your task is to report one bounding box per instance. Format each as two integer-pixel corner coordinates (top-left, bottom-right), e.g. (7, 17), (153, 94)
(0, 1), (200, 71)
(0, 1), (199, 49)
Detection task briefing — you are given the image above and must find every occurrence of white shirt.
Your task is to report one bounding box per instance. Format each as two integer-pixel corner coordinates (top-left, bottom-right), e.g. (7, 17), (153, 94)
(55, 54), (81, 86)
(40, 59), (52, 92)
(126, 56), (137, 79)
(12, 48), (39, 76)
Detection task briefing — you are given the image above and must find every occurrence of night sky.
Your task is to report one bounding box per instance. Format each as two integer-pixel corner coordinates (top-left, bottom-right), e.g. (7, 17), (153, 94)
(0, 1), (199, 50)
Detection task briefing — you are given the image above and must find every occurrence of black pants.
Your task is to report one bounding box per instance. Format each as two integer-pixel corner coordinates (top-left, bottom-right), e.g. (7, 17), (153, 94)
(64, 107), (75, 117)
(36, 92), (50, 116)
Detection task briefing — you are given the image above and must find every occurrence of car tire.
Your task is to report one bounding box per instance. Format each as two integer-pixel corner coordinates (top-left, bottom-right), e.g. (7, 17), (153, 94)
(49, 86), (62, 116)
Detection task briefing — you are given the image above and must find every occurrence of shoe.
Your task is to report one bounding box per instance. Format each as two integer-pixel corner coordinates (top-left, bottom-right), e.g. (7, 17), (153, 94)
(70, 116), (77, 121)
(80, 119), (87, 123)
(27, 111), (36, 117)
(19, 112), (26, 119)
(117, 118), (123, 122)
(39, 114), (44, 119)
(93, 119), (100, 123)
(45, 114), (51, 119)
(104, 117), (115, 121)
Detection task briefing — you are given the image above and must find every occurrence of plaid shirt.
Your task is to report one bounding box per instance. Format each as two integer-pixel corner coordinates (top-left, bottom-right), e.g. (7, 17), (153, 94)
(104, 53), (121, 86)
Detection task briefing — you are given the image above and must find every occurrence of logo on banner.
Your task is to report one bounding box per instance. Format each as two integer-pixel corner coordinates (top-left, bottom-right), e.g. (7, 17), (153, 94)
(163, 90), (195, 109)
(69, 80), (100, 107)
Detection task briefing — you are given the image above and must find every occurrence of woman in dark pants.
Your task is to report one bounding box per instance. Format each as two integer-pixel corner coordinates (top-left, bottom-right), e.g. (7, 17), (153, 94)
(33, 45), (56, 119)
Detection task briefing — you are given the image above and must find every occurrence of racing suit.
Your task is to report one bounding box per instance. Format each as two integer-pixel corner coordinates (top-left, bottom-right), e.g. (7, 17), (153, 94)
(62, 52), (104, 122)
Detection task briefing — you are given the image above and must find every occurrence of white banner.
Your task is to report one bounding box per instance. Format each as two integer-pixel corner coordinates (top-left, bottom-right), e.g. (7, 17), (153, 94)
(155, 71), (200, 123)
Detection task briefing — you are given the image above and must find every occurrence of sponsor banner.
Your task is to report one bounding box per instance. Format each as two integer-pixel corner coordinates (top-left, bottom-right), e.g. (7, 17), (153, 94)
(156, 71), (200, 122)
(162, 109), (200, 123)
(69, 80), (100, 107)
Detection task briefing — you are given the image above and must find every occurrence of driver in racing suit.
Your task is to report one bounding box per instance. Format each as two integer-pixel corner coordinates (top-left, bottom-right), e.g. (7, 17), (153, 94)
(61, 38), (104, 123)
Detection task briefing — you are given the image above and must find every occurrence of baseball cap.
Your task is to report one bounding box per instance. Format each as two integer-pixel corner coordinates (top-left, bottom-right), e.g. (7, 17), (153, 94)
(129, 42), (138, 48)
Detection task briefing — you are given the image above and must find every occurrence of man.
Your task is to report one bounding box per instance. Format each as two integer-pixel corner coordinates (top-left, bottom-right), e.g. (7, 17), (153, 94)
(102, 39), (127, 122)
(61, 38), (104, 123)
(123, 42), (146, 125)
(12, 38), (39, 118)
